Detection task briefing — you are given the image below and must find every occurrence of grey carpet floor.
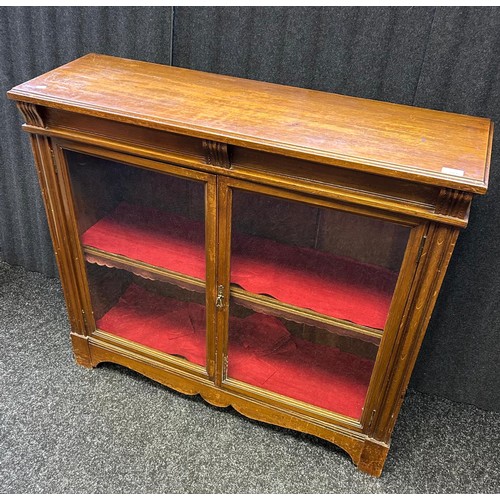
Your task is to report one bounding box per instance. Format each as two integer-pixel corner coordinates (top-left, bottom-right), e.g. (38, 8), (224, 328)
(1, 260), (499, 494)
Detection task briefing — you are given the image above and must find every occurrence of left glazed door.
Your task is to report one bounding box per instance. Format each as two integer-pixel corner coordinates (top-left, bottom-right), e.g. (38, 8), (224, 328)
(56, 144), (217, 379)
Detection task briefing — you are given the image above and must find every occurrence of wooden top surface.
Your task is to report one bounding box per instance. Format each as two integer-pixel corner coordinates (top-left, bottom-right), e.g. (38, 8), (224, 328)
(8, 53), (493, 193)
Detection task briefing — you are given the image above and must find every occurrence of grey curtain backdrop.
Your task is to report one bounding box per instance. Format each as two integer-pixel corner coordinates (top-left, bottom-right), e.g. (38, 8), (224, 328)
(0, 6), (173, 275)
(1, 6), (499, 412)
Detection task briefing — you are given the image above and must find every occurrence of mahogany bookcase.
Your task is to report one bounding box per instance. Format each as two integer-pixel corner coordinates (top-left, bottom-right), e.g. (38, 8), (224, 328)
(8, 54), (492, 476)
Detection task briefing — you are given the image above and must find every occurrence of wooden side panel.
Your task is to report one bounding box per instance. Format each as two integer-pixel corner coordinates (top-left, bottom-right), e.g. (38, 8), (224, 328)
(17, 102), (92, 366)
(369, 224), (460, 443)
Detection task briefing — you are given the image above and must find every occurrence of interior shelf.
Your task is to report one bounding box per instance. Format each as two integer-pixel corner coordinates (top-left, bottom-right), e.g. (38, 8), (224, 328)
(81, 202), (207, 281)
(97, 282), (373, 419)
(231, 229), (398, 331)
(84, 245), (205, 294)
(82, 202), (397, 331)
(227, 307), (374, 419)
(231, 287), (382, 342)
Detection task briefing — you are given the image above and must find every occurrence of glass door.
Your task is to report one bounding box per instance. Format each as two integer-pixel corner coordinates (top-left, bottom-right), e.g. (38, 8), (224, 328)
(63, 147), (216, 375)
(220, 181), (413, 421)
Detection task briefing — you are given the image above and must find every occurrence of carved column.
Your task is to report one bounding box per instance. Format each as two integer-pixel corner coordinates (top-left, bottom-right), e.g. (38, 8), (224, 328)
(370, 223), (460, 444)
(17, 102), (93, 367)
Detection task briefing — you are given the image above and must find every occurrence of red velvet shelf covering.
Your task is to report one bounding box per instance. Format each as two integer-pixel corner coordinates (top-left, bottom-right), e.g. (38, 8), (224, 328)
(97, 283), (373, 419)
(82, 202), (398, 329)
(82, 203), (207, 281)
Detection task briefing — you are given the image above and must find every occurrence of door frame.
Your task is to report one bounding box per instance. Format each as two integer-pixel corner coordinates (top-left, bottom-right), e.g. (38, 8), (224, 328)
(216, 174), (428, 432)
(52, 138), (219, 381)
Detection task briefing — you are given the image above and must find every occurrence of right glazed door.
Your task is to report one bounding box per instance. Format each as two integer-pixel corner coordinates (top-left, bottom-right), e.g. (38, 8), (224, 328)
(218, 178), (415, 422)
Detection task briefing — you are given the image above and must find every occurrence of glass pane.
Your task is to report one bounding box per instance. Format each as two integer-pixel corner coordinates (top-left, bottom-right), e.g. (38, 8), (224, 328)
(227, 299), (377, 420)
(87, 264), (206, 366)
(67, 151), (206, 280)
(227, 189), (410, 418)
(66, 151), (207, 368)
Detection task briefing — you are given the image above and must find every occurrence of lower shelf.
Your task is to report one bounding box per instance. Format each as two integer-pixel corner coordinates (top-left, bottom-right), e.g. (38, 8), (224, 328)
(96, 282), (374, 420)
(96, 283), (207, 367)
(227, 314), (374, 420)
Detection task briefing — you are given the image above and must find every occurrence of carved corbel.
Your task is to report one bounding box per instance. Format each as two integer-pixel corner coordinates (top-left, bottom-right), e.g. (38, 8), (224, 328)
(202, 139), (231, 168)
(435, 188), (472, 220)
(17, 101), (45, 127)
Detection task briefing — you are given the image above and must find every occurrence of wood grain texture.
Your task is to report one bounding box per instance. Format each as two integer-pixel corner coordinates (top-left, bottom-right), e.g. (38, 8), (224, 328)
(21, 114), (84, 334)
(357, 439), (389, 477)
(369, 224), (460, 443)
(22, 120), (474, 228)
(8, 53), (492, 193)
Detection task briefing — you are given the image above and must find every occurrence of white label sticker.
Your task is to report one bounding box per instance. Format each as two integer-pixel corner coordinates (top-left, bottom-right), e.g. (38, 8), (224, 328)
(441, 167), (465, 177)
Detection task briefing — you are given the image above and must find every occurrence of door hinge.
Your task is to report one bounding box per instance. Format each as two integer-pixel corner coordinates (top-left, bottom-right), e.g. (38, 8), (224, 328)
(416, 234), (427, 264)
(216, 284), (225, 309)
(368, 409), (376, 429)
(81, 308), (89, 331)
(49, 147), (58, 175)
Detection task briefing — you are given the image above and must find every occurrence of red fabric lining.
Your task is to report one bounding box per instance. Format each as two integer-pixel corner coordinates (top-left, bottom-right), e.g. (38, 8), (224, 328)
(231, 232), (396, 329)
(97, 283), (373, 419)
(82, 202), (397, 329)
(96, 284), (207, 365)
(82, 202), (206, 280)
